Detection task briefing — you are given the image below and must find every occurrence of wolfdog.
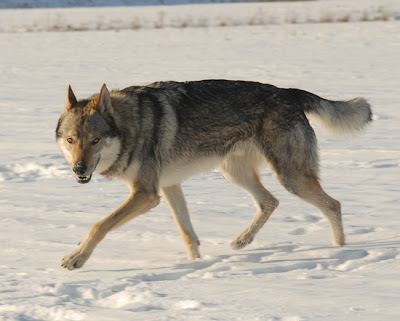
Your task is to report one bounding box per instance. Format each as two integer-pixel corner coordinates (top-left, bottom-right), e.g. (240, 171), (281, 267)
(56, 80), (372, 270)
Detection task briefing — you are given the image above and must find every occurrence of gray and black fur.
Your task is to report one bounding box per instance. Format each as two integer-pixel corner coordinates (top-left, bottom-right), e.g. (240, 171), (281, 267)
(56, 79), (372, 270)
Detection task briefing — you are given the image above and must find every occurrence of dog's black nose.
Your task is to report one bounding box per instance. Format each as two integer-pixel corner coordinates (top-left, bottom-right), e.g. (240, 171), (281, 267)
(73, 161), (86, 175)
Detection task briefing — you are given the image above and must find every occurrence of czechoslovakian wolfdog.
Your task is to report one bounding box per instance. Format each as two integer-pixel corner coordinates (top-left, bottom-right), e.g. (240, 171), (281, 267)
(56, 80), (372, 270)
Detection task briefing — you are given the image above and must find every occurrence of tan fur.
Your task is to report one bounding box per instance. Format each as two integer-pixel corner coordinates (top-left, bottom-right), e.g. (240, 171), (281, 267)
(161, 185), (200, 260)
(62, 191), (160, 270)
(218, 146), (280, 249)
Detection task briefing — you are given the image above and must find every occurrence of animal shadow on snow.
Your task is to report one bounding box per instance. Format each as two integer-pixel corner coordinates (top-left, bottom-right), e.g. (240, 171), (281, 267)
(82, 240), (399, 282)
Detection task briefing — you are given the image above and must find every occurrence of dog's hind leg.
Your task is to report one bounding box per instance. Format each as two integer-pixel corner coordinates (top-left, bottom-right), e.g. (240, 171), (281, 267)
(161, 184), (201, 260)
(259, 120), (346, 246)
(278, 172), (345, 246)
(218, 153), (279, 250)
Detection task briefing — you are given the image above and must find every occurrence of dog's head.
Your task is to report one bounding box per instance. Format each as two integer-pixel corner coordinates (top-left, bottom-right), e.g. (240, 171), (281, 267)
(56, 84), (121, 184)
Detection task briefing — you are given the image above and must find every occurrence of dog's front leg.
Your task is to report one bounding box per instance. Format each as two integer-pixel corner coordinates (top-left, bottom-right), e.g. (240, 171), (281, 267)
(61, 191), (160, 270)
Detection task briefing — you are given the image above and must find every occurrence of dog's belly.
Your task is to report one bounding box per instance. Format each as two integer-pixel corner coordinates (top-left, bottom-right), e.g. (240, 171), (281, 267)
(160, 156), (223, 187)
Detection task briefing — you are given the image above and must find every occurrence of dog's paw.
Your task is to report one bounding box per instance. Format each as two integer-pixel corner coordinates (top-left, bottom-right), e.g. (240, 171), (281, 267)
(230, 234), (254, 250)
(333, 237), (346, 247)
(61, 246), (91, 270)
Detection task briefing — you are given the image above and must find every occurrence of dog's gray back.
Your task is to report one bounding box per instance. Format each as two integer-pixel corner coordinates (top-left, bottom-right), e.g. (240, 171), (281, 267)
(106, 80), (319, 182)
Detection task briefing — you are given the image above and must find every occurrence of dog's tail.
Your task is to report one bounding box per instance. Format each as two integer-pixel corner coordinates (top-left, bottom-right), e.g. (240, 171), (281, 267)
(293, 89), (373, 135)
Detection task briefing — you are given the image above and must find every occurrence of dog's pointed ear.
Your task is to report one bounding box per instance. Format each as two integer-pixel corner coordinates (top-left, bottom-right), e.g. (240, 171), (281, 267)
(95, 84), (113, 114)
(67, 85), (78, 109)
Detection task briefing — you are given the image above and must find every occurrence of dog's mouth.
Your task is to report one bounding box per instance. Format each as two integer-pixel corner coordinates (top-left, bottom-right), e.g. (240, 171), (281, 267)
(76, 174), (92, 184)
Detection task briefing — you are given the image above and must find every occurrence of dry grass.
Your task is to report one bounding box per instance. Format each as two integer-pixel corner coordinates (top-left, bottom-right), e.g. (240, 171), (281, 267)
(154, 11), (165, 29)
(248, 11), (266, 26)
(18, 6), (398, 33)
(381, 12), (392, 21)
(285, 13), (298, 24)
(360, 11), (370, 22)
(320, 12), (335, 23)
(337, 13), (352, 23)
(378, 6), (395, 21)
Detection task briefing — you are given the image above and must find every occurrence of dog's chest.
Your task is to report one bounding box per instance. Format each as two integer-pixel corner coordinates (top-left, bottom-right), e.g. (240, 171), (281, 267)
(159, 156), (222, 187)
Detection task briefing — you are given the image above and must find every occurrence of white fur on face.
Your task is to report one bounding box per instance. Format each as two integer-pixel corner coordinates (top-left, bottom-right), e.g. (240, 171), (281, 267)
(93, 137), (121, 174)
(58, 139), (73, 165)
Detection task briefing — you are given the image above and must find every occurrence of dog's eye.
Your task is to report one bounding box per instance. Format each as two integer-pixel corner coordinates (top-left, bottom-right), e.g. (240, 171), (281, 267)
(67, 138), (74, 144)
(93, 138), (100, 144)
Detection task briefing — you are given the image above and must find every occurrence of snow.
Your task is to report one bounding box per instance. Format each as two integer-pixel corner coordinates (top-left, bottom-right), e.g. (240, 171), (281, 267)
(0, 0), (399, 32)
(1, 1), (400, 320)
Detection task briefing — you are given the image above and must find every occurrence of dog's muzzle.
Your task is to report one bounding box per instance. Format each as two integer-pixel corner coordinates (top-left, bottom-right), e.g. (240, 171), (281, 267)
(73, 161), (92, 184)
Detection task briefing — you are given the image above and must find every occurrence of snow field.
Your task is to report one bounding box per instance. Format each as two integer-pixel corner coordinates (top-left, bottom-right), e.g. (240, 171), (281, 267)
(0, 0), (398, 32)
(1, 2), (400, 320)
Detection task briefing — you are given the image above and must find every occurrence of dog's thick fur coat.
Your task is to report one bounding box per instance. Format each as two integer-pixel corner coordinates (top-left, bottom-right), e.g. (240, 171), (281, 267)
(56, 80), (372, 270)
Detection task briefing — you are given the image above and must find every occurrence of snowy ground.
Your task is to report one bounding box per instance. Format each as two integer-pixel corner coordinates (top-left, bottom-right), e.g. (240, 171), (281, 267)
(1, 1), (400, 320)
(0, 0), (399, 32)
